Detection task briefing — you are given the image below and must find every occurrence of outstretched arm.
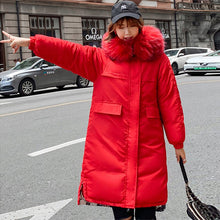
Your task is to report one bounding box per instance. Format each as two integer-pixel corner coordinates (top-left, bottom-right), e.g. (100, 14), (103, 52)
(1, 31), (104, 82)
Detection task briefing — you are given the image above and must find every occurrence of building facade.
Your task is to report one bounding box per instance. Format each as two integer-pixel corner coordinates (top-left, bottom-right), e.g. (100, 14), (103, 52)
(0, 0), (219, 70)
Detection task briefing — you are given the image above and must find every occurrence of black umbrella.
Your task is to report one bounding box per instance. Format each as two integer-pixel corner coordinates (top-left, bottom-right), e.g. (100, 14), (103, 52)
(179, 157), (220, 220)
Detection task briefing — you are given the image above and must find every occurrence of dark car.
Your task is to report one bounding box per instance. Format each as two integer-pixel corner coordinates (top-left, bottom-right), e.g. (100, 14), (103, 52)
(0, 56), (89, 97)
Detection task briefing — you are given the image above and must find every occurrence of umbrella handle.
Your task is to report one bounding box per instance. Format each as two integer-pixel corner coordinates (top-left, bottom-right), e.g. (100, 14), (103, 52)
(179, 157), (189, 185)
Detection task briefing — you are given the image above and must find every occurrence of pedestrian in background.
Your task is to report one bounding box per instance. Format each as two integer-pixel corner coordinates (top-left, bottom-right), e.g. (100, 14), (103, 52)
(13, 58), (21, 66)
(16, 58), (21, 66)
(1, 1), (186, 219)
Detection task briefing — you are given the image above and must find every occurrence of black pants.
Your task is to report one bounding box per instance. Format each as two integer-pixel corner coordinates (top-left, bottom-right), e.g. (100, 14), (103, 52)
(112, 206), (156, 220)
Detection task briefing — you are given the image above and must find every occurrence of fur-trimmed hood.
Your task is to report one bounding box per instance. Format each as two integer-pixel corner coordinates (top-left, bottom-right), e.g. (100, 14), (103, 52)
(102, 26), (165, 62)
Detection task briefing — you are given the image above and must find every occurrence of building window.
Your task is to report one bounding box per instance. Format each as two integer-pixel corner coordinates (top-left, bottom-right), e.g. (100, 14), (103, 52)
(155, 21), (171, 49)
(82, 18), (106, 47)
(29, 16), (61, 38)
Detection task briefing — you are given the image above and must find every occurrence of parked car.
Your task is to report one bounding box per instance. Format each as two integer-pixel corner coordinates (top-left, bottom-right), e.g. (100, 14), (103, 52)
(0, 56), (89, 97)
(165, 47), (213, 75)
(184, 50), (220, 76)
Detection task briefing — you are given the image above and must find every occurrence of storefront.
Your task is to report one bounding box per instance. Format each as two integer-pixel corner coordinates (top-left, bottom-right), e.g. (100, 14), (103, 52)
(82, 18), (106, 47)
(30, 16), (106, 50)
(0, 0), (178, 70)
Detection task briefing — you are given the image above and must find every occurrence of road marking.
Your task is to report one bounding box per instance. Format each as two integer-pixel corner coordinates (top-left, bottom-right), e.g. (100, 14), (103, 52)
(178, 79), (220, 85)
(0, 198), (72, 220)
(0, 102), (11, 105)
(0, 99), (91, 117)
(28, 137), (86, 157)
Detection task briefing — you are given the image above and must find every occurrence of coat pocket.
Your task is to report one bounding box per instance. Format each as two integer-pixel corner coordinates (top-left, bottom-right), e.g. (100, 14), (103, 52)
(93, 102), (122, 116)
(146, 106), (161, 119)
(101, 72), (126, 80)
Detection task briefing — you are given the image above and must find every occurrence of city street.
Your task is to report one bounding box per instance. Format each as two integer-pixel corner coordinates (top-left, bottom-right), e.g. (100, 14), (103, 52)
(0, 74), (220, 220)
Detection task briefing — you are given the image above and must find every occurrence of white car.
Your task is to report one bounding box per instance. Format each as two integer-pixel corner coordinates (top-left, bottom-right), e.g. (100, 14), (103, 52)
(165, 47), (213, 75)
(184, 50), (220, 76)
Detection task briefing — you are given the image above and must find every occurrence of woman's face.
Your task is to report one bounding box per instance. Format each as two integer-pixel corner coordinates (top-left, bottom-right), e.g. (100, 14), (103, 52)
(115, 18), (139, 41)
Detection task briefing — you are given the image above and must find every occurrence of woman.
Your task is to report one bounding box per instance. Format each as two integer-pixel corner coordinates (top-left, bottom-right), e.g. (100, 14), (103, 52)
(1, 1), (186, 219)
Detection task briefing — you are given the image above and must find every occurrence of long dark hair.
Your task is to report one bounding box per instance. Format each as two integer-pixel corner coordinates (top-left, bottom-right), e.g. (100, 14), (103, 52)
(105, 17), (144, 41)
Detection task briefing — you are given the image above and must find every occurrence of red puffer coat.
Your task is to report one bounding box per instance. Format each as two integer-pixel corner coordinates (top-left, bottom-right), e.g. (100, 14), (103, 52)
(29, 26), (185, 208)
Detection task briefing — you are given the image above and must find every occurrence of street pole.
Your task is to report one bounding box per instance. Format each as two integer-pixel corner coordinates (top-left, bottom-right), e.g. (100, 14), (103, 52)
(16, 0), (23, 61)
(174, 0), (179, 48)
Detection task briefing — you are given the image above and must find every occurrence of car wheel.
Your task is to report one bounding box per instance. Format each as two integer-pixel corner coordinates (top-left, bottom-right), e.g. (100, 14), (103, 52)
(19, 79), (35, 96)
(57, 86), (65, 90)
(172, 63), (179, 75)
(76, 76), (89, 88)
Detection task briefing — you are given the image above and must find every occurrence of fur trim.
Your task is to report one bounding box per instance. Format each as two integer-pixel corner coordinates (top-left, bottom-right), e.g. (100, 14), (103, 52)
(102, 26), (164, 62)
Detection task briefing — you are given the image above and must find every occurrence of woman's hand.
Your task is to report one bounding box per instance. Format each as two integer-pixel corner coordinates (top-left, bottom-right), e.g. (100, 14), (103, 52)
(175, 148), (186, 164)
(0, 31), (30, 53)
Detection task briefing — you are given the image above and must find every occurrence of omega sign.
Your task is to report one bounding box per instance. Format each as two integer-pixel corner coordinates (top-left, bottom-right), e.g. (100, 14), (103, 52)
(85, 28), (102, 41)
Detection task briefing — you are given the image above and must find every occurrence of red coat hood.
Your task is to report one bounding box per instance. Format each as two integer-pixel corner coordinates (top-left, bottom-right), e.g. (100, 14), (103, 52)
(102, 26), (165, 62)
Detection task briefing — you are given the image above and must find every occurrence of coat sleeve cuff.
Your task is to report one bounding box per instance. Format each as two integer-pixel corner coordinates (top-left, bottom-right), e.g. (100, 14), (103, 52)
(28, 36), (36, 51)
(174, 143), (184, 149)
